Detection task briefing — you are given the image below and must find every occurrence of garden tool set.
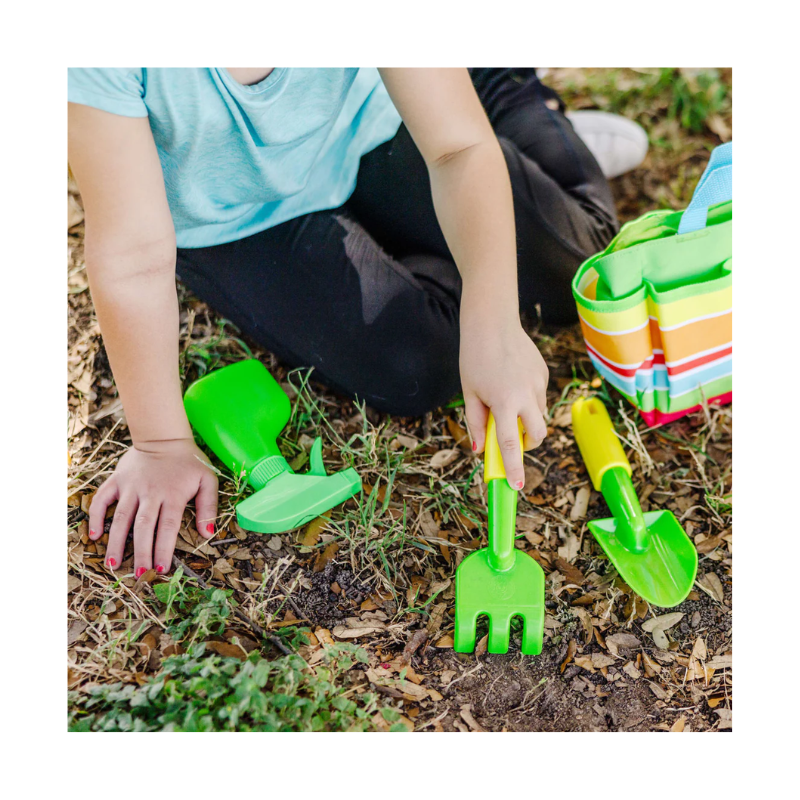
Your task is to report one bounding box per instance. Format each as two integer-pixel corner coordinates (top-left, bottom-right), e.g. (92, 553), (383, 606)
(184, 361), (698, 659)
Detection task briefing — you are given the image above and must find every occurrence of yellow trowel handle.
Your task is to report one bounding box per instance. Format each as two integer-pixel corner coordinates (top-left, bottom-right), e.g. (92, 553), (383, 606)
(483, 412), (525, 483)
(571, 397), (631, 491)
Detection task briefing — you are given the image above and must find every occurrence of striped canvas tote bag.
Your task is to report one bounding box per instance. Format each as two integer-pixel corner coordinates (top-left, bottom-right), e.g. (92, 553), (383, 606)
(571, 143), (732, 426)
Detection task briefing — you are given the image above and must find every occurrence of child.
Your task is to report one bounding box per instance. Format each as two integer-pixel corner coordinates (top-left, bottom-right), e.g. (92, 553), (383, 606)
(68, 67), (644, 577)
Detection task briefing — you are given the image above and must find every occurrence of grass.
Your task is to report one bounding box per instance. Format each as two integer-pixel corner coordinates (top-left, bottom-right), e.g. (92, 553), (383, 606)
(69, 573), (386, 732)
(68, 68), (733, 733)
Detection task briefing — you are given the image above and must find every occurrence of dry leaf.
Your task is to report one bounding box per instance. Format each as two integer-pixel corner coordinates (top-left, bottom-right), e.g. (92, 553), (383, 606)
(524, 464), (545, 490)
(435, 634), (454, 648)
(648, 681), (670, 700)
(707, 654), (733, 670)
(439, 669), (457, 686)
(68, 620), (88, 646)
(430, 448), (459, 469)
(691, 636), (707, 662)
(516, 513), (545, 531)
(393, 434), (418, 450)
(419, 509), (440, 538)
(544, 614), (563, 630)
(301, 514), (330, 548)
(447, 417), (471, 451)
(591, 652), (615, 669)
(605, 633), (640, 658)
(571, 606), (594, 644)
(707, 114), (731, 142)
(68, 194), (84, 229)
(204, 640), (247, 660)
(570, 486), (591, 520)
(214, 558), (235, 575)
(459, 704), (485, 732)
(557, 532), (580, 562)
(642, 652), (662, 677)
(524, 531), (544, 547)
(315, 628), (335, 646)
(550, 404), (573, 428)
(88, 397), (126, 426)
(555, 557), (584, 585)
(696, 534), (725, 554)
(714, 708), (732, 729)
(313, 542), (339, 573)
(642, 612), (684, 649)
(560, 639), (577, 673)
(400, 680), (428, 702)
(402, 629), (428, 662)
(80, 492), (95, 515)
(622, 661), (641, 680)
(574, 655), (595, 673)
(332, 624), (384, 639)
(696, 572), (725, 604)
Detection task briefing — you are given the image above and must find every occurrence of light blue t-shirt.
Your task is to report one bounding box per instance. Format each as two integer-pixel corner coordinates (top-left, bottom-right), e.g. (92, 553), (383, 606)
(68, 68), (403, 248)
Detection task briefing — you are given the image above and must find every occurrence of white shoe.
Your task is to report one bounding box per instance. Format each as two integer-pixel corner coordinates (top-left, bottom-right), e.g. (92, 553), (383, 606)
(566, 110), (649, 179)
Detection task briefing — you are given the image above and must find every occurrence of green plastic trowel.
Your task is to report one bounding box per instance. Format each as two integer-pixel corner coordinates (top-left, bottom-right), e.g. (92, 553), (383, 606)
(184, 360), (361, 533)
(571, 397), (697, 607)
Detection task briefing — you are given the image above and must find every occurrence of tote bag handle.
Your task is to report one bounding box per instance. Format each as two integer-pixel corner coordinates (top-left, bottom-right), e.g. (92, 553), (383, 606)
(678, 142), (732, 234)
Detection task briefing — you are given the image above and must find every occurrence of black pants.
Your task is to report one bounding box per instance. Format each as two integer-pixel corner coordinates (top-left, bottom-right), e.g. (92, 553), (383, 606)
(177, 69), (618, 417)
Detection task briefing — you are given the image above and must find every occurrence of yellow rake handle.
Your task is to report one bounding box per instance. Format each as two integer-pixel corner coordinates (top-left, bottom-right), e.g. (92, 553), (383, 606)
(483, 412), (525, 483)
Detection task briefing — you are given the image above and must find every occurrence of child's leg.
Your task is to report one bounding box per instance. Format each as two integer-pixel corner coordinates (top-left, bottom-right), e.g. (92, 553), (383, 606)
(473, 68), (619, 322)
(176, 211), (462, 417)
(349, 69), (619, 324)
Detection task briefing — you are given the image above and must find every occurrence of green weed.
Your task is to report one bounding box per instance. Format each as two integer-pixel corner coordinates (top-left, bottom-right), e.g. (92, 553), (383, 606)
(68, 642), (379, 732)
(69, 570), (385, 732)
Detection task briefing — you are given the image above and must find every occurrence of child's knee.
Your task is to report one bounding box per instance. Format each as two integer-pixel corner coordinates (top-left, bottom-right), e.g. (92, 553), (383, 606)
(364, 337), (460, 418)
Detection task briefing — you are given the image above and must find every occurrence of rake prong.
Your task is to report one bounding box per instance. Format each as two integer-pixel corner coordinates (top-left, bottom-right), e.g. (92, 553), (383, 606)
(520, 612), (544, 656)
(453, 607), (478, 653)
(487, 614), (511, 654)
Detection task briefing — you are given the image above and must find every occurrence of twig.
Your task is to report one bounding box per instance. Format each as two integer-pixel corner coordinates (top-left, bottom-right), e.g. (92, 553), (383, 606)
(446, 662), (483, 689)
(172, 554), (292, 655)
(415, 709), (450, 732)
(257, 548), (308, 622)
(422, 411), (432, 440)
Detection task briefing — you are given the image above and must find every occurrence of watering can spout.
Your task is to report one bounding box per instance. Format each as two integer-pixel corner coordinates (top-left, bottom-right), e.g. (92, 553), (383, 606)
(237, 462), (362, 533)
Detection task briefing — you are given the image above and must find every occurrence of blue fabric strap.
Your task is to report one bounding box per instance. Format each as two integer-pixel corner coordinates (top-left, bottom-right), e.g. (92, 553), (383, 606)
(678, 142), (732, 234)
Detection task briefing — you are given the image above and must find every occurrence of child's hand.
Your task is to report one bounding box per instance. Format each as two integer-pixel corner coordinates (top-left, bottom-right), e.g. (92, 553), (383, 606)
(87, 439), (218, 576)
(459, 314), (549, 491)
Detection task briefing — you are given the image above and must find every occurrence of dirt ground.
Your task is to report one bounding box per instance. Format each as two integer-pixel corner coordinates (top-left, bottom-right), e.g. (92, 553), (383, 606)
(67, 68), (732, 732)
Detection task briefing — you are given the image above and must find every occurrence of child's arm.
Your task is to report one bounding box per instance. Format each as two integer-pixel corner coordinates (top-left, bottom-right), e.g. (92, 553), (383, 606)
(380, 68), (549, 489)
(69, 103), (218, 575)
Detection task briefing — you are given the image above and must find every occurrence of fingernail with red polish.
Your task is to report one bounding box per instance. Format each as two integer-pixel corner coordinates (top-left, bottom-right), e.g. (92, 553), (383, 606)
(156, 565), (165, 574)
(206, 523), (215, 535)
(472, 441), (477, 452)
(135, 567), (146, 579)
(89, 529), (97, 539)
(106, 558), (116, 569)
(515, 480), (524, 490)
